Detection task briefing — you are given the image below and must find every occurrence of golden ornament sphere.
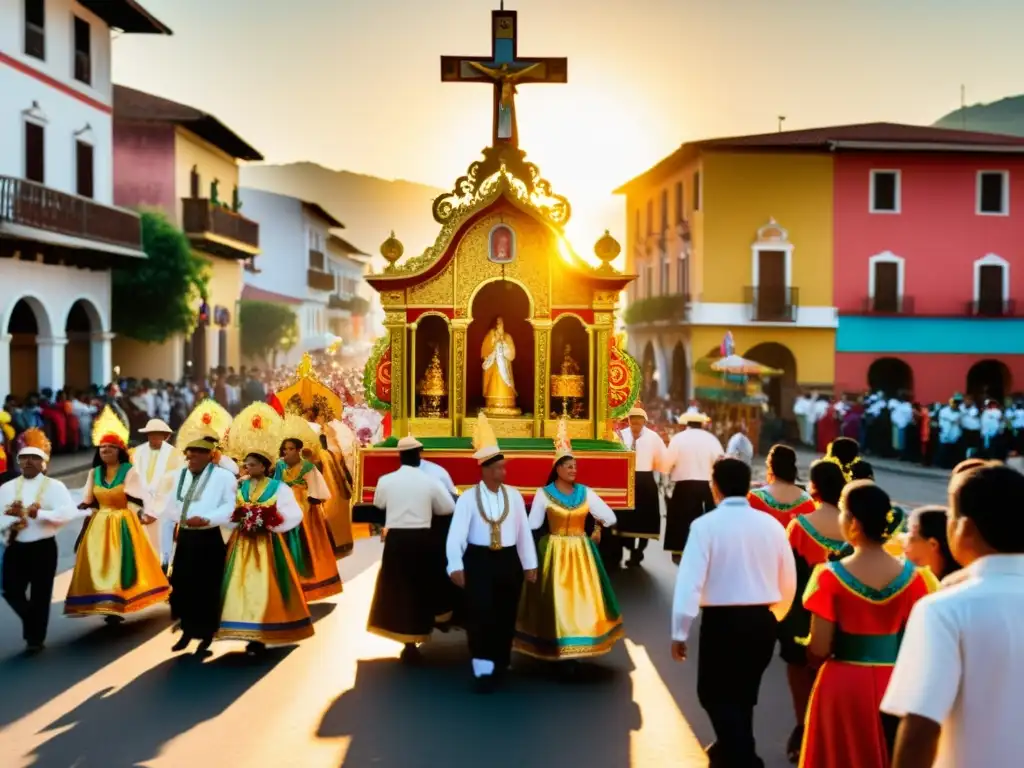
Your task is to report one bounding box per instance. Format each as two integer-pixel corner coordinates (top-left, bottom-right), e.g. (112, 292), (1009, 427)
(380, 231), (404, 265)
(594, 229), (621, 266)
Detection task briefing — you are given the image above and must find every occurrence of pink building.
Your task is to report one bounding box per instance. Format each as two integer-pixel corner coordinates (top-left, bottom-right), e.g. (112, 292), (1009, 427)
(833, 127), (1024, 403)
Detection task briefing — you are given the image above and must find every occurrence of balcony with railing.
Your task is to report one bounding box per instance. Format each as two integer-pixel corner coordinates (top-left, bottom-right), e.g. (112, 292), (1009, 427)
(967, 298), (1016, 318)
(744, 286), (798, 322)
(0, 175), (142, 255)
(860, 295), (916, 315)
(623, 293), (691, 326)
(307, 269), (335, 292)
(181, 198), (260, 259)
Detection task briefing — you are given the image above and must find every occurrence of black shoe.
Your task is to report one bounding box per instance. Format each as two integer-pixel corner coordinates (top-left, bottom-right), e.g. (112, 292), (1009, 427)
(400, 644), (422, 665)
(195, 637), (213, 654)
(104, 615), (124, 625)
(474, 675), (497, 695)
(627, 551), (644, 567)
(787, 725), (804, 763)
(245, 641), (266, 657)
(171, 635), (193, 652)
(24, 642), (44, 655)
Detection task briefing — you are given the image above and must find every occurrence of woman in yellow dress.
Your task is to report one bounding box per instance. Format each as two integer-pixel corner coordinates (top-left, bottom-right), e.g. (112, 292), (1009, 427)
(514, 426), (624, 662)
(275, 415), (342, 601)
(305, 408), (355, 557)
(217, 404), (313, 656)
(65, 407), (171, 622)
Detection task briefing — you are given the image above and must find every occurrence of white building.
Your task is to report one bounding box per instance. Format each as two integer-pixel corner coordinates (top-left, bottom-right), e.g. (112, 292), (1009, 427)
(239, 189), (369, 366)
(0, 0), (170, 397)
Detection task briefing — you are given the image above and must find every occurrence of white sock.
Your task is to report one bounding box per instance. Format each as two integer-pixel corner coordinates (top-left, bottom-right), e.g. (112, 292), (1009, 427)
(472, 658), (495, 678)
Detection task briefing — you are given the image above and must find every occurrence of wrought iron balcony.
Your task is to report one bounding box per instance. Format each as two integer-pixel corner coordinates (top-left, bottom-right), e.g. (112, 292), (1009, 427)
(860, 295), (915, 315)
(181, 197), (259, 259)
(307, 269), (336, 292)
(968, 298), (1016, 318)
(0, 175), (141, 252)
(745, 286), (798, 322)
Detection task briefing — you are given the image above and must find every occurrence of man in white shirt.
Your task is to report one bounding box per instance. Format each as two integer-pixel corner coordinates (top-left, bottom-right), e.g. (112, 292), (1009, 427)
(793, 393), (811, 447)
(161, 430), (238, 654)
(132, 418), (183, 571)
(616, 406), (667, 568)
(368, 436), (456, 663)
(936, 396), (963, 469)
(959, 395), (982, 459)
(447, 441), (537, 692)
(0, 430), (79, 652)
(671, 456), (797, 767)
(422, 457), (458, 499)
(664, 411), (724, 564)
(882, 463), (1024, 768)
(726, 422), (754, 467)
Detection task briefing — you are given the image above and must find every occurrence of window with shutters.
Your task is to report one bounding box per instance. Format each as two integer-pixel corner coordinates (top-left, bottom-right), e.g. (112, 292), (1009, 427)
(974, 255), (1009, 316)
(870, 170), (900, 213)
(76, 141), (94, 198)
(24, 121), (44, 183)
(675, 181), (684, 223)
(660, 189), (668, 231)
(73, 16), (91, 85)
(24, 0), (45, 60)
(977, 171), (1008, 215)
(646, 199), (653, 234)
(693, 171), (701, 212)
(868, 253), (905, 314)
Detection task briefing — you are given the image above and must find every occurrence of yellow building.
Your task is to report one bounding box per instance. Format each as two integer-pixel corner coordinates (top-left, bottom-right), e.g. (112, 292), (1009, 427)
(112, 86), (263, 381)
(615, 131), (837, 417)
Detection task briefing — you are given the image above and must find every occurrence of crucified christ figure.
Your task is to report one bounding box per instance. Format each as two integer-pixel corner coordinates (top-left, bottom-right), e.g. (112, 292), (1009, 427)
(467, 61), (543, 141)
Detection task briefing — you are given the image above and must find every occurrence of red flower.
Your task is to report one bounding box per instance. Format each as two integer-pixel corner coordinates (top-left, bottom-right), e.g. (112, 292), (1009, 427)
(201, 412), (213, 425)
(230, 503), (283, 533)
(252, 414), (263, 429)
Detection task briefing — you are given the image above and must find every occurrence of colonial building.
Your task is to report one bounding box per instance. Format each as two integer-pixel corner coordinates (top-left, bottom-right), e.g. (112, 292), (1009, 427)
(0, 0), (170, 397)
(831, 125), (1024, 402)
(616, 128), (838, 417)
(325, 232), (372, 344)
(239, 189), (369, 365)
(112, 84), (262, 380)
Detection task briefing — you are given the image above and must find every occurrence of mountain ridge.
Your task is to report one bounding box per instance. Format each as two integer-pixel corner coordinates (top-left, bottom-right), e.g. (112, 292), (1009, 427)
(934, 95), (1024, 137)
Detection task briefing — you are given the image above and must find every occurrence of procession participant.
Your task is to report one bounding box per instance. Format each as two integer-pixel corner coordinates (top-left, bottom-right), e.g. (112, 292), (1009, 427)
(218, 408), (312, 656)
(65, 408), (171, 623)
(902, 506), (961, 582)
(276, 415), (342, 602)
(670, 457), (796, 768)
(178, 399), (237, 475)
(302, 406), (354, 557)
(162, 425), (238, 654)
(748, 444), (815, 528)
(367, 434), (456, 662)
(514, 420), (623, 664)
(130, 418), (183, 570)
(959, 395), (982, 459)
(664, 411), (723, 564)
(800, 482), (935, 768)
(615, 406), (666, 568)
(936, 396), (963, 469)
(446, 420), (537, 692)
(980, 399), (1004, 460)
(0, 429), (78, 651)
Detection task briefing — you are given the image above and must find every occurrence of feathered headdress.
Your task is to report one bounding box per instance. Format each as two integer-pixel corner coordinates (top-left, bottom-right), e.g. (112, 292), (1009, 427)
(178, 400), (232, 455)
(472, 413), (502, 465)
(227, 403), (283, 463)
(92, 405), (129, 449)
(19, 427), (52, 461)
(553, 416), (574, 462)
(281, 413), (320, 454)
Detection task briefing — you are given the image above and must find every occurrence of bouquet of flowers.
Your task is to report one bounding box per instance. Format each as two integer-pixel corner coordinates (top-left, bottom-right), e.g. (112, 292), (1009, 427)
(231, 503), (284, 534)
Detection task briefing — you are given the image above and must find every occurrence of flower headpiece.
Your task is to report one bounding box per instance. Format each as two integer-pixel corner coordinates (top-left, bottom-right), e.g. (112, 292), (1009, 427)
(281, 413), (319, 454)
(227, 403), (283, 463)
(92, 406), (129, 449)
(19, 427), (52, 461)
(553, 416), (574, 463)
(823, 450), (862, 482)
(178, 401), (232, 456)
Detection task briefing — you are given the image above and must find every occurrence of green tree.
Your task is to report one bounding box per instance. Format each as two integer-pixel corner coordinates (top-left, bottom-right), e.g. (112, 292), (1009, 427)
(112, 211), (208, 342)
(240, 300), (298, 366)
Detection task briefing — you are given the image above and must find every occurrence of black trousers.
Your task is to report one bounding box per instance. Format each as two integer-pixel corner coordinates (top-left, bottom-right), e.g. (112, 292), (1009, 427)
(169, 527), (226, 641)
(665, 481), (715, 554)
(463, 544), (523, 673)
(697, 605), (777, 767)
(2, 537), (58, 646)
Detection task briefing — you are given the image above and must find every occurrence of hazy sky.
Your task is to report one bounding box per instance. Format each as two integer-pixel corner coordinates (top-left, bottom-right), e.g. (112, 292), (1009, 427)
(113, 0), (1024, 249)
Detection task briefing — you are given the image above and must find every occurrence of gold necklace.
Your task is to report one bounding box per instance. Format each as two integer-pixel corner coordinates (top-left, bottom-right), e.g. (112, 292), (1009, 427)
(475, 484), (510, 550)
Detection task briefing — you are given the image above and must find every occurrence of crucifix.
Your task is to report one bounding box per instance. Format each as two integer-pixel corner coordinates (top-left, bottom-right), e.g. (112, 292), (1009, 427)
(440, 8), (568, 148)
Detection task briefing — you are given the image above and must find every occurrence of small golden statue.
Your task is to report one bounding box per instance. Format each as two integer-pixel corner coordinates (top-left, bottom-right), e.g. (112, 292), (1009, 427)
(481, 316), (520, 416)
(417, 345), (447, 418)
(551, 344), (584, 418)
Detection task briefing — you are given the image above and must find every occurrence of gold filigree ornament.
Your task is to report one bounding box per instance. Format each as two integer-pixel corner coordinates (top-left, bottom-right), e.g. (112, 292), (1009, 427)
(594, 230), (622, 274)
(380, 231), (405, 272)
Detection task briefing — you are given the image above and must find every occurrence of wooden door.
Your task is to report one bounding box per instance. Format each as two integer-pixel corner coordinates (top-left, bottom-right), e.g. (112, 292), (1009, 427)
(757, 251), (787, 319)
(873, 262), (899, 312)
(978, 265), (1004, 316)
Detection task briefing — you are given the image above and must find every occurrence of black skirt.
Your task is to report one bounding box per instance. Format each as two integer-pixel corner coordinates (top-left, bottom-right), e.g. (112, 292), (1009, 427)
(169, 526), (227, 640)
(463, 544), (524, 668)
(664, 480), (715, 554)
(367, 528), (447, 644)
(614, 471), (661, 540)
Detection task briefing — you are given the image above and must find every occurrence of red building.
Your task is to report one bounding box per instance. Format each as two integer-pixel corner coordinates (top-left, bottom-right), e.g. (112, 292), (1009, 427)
(833, 126), (1024, 402)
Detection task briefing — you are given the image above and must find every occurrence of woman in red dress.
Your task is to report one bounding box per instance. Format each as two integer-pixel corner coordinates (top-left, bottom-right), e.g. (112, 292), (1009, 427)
(799, 481), (937, 768)
(815, 401), (841, 455)
(748, 444), (816, 528)
(779, 460), (848, 763)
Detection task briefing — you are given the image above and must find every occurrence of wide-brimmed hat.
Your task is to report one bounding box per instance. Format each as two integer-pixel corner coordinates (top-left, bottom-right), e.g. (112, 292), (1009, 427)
(397, 435), (423, 452)
(627, 407), (648, 421)
(139, 418), (173, 434)
(678, 411), (710, 425)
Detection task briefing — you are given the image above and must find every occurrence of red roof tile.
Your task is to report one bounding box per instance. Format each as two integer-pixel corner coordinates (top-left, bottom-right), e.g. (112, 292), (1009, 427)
(241, 285), (303, 305)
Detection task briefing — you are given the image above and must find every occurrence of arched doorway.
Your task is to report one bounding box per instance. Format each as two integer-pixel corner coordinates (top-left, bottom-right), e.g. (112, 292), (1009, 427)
(467, 280), (533, 416)
(7, 297), (53, 396)
(670, 341), (688, 402)
(867, 357), (914, 397)
(413, 314), (451, 418)
(65, 299), (103, 392)
(967, 359), (1011, 403)
(641, 342), (657, 401)
(745, 342), (798, 419)
(551, 315), (590, 418)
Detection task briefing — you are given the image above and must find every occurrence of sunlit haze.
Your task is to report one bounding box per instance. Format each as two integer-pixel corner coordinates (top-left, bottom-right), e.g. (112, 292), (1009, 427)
(113, 0), (1024, 252)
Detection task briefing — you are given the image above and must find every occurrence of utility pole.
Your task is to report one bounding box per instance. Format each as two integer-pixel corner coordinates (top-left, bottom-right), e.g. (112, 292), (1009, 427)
(778, 115), (786, 132)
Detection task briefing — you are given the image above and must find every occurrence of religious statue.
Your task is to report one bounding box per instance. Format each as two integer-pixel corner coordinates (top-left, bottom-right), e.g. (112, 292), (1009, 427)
(467, 61), (542, 141)
(417, 345), (447, 418)
(560, 344), (580, 376)
(481, 316), (519, 415)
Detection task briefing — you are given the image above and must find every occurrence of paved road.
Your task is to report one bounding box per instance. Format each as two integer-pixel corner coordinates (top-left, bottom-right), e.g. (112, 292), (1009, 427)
(0, 468), (948, 768)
